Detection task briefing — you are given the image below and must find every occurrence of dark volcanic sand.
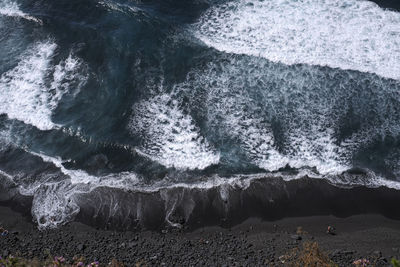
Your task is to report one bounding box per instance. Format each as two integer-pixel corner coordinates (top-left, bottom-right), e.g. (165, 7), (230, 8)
(1, 206), (400, 266)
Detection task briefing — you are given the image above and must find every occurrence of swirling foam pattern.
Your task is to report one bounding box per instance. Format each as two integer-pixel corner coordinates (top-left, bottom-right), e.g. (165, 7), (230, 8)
(129, 94), (220, 170)
(175, 55), (400, 175)
(194, 0), (400, 80)
(0, 42), (86, 130)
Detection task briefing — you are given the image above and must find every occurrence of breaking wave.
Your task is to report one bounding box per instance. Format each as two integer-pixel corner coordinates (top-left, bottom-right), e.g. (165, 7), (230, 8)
(173, 54), (400, 175)
(129, 93), (220, 170)
(194, 0), (400, 80)
(0, 41), (86, 130)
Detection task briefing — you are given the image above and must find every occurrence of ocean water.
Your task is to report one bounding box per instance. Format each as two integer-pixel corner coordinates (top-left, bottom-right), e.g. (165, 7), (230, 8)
(0, 0), (400, 229)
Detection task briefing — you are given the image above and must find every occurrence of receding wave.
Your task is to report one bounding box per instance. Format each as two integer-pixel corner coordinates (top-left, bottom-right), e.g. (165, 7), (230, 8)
(13, 151), (141, 229)
(194, 0), (400, 80)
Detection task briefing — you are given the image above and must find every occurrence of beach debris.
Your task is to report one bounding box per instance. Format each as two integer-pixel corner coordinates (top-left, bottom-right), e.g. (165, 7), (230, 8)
(326, 225), (336, 235)
(353, 258), (370, 266)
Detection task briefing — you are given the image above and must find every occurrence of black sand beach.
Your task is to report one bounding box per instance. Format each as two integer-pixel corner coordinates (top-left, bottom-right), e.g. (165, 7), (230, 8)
(2, 177), (400, 265)
(1, 205), (400, 266)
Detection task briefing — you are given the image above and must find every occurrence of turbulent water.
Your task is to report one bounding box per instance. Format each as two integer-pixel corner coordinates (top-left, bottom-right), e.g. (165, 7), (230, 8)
(0, 0), (400, 229)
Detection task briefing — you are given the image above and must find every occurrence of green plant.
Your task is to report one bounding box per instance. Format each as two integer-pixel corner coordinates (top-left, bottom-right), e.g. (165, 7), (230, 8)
(392, 258), (400, 267)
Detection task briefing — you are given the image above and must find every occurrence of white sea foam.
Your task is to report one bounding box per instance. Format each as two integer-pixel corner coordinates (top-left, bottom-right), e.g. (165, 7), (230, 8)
(23, 151), (141, 228)
(175, 56), (355, 175)
(0, 42), (86, 130)
(0, 41), (57, 130)
(97, 0), (140, 14)
(0, 0), (42, 24)
(203, 76), (290, 171)
(51, 54), (87, 101)
(31, 152), (140, 189)
(129, 94), (220, 170)
(194, 0), (400, 80)
(21, 150), (400, 229)
(0, 169), (13, 181)
(31, 181), (80, 229)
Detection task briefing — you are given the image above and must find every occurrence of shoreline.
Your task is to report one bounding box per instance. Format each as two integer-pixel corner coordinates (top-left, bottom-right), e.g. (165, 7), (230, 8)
(3, 176), (400, 231)
(1, 206), (400, 266)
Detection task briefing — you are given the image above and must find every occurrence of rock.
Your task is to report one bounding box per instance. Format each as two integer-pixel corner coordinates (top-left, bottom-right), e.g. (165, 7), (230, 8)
(128, 241), (137, 248)
(2, 250), (9, 257)
(290, 234), (302, 240)
(77, 244), (85, 251)
(330, 249), (342, 257)
(373, 250), (382, 258)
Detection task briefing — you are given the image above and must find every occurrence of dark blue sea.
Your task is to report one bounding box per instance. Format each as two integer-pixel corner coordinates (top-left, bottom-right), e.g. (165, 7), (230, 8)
(0, 0), (400, 229)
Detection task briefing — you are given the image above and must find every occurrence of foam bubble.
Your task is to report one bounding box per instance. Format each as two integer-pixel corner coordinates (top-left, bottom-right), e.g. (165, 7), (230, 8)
(0, 0), (42, 24)
(194, 0), (400, 80)
(129, 94), (220, 170)
(0, 42), (86, 130)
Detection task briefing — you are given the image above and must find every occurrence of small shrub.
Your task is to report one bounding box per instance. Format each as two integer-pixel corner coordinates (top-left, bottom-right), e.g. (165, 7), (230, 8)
(281, 241), (337, 267)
